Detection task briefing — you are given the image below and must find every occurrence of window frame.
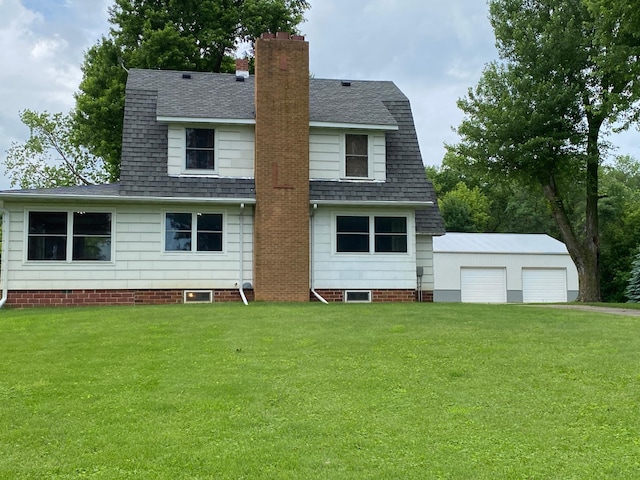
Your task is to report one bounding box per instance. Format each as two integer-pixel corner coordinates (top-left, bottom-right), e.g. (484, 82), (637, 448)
(183, 127), (218, 175)
(333, 214), (409, 255)
(342, 133), (373, 180)
(163, 211), (225, 254)
(25, 209), (114, 263)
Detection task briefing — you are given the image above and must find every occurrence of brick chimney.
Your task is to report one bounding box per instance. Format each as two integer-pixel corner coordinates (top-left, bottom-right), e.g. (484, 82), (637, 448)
(253, 32), (310, 301)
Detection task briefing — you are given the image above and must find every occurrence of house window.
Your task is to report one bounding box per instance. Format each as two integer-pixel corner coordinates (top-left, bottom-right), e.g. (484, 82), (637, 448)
(28, 212), (67, 261)
(336, 216), (370, 252)
(345, 134), (368, 178)
(336, 215), (408, 254)
(374, 217), (407, 253)
(165, 213), (223, 252)
(186, 128), (215, 170)
(27, 211), (112, 261)
(73, 212), (112, 260)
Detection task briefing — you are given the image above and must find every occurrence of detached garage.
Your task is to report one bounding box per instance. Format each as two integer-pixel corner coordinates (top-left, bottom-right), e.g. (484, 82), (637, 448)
(433, 233), (579, 303)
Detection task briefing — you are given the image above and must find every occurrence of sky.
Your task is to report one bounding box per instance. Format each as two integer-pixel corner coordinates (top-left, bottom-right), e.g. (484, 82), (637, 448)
(0, 0), (637, 191)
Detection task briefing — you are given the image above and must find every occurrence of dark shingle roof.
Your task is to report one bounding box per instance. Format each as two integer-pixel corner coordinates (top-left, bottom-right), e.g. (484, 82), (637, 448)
(128, 69), (400, 127)
(2, 68), (443, 234)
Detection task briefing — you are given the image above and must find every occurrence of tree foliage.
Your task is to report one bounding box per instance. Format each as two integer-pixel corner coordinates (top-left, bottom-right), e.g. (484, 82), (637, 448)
(626, 250), (640, 303)
(73, 0), (310, 179)
(450, 0), (640, 302)
(3, 110), (109, 189)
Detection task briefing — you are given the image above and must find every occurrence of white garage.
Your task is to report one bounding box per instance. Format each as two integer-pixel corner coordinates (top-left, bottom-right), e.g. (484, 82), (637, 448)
(434, 233), (579, 303)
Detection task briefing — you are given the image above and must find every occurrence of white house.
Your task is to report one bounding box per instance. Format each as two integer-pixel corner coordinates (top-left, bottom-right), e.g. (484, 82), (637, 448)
(0, 33), (444, 308)
(433, 233), (579, 303)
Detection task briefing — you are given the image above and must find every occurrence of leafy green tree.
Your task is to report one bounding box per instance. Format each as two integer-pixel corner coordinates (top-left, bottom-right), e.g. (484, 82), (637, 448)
(438, 182), (490, 232)
(73, 0), (310, 179)
(451, 0), (640, 302)
(3, 110), (109, 189)
(599, 156), (640, 301)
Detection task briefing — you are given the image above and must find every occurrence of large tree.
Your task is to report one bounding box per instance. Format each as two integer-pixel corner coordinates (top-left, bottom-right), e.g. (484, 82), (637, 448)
(73, 0), (310, 180)
(451, 0), (640, 302)
(4, 110), (108, 189)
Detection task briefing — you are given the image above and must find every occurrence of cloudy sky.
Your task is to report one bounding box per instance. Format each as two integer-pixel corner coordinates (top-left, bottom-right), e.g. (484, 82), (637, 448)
(0, 0), (637, 191)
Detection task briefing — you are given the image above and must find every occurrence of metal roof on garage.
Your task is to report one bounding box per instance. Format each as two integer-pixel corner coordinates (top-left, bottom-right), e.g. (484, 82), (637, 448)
(433, 233), (570, 255)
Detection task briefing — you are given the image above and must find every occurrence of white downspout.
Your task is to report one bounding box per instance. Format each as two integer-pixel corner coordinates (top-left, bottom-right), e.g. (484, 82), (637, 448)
(310, 204), (328, 304)
(238, 203), (248, 305)
(0, 208), (9, 308)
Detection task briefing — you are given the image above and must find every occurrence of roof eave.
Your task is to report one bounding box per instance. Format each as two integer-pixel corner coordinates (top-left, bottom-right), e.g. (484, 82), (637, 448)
(0, 192), (257, 205)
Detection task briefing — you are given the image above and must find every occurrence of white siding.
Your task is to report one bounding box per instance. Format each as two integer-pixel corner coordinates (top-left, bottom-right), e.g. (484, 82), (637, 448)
(3, 202), (253, 290)
(167, 124), (254, 177)
(416, 235), (434, 291)
(311, 206), (417, 290)
(309, 128), (386, 181)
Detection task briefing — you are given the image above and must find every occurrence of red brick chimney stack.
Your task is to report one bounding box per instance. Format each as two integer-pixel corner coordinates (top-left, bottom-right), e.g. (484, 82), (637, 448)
(253, 32), (310, 301)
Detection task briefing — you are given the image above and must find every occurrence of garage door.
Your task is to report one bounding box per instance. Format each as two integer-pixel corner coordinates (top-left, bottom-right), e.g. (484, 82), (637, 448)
(460, 268), (507, 303)
(522, 268), (567, 303)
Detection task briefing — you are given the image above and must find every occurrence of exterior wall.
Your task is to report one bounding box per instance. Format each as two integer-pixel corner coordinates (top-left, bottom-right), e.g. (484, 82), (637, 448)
(167, 124), (254, 177)
(311, 289), (418, 303)
(5, 289), (255, 308)
(253, 34), (310, 301)
(311, 206), (419, 290)
(309, 128), (386, 181)
(2, 202), (253, 291)
(433, 252), (579, 303)
(416, 234), (435, 291)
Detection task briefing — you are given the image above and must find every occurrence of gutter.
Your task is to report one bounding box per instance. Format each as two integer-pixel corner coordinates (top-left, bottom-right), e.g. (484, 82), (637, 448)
(238, 203), (248, 305)
(0, 192), (257, 205)
(310, 199), (433, 207)
(309, 204), (328, 304)
(0, 208), (8, 308)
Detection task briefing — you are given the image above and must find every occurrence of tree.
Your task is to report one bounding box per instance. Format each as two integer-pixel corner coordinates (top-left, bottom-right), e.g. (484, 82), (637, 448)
(3, 110), (109, 189)
(451, 0), (640, 302)
(599, 156), (640, 301)
(438, 183), (490, 232)
(626, 250), (640, 303)
(73, 0), (310, 179)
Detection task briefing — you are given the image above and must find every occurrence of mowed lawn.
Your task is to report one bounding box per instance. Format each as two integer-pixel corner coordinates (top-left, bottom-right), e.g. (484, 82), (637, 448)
(1, 303), (640, 479)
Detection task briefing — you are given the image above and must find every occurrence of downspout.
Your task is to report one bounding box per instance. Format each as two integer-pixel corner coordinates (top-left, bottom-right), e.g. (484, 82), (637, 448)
(0, 208), (9, 308)
(238, 203), (248, 305)
(310, 204), (329, 304)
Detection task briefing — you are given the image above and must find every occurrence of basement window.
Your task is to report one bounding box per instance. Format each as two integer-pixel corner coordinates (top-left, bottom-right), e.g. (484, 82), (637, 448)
(344, 290), (372, 303)
(184, 290), (213, 303)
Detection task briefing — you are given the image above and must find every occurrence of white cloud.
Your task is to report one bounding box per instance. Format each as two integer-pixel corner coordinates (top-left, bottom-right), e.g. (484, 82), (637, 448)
(0, 0), (110, 189)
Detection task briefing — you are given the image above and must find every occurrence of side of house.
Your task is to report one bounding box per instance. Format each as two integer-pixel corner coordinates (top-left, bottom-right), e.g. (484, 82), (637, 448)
(0, 33), (444, 308)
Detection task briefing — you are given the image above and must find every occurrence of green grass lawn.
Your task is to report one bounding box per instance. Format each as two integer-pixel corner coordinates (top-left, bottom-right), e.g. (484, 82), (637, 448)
(1, 303), (639, 479)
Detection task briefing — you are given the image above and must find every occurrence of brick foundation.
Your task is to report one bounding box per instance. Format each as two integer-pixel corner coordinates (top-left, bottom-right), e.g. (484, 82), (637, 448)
(4, 289), (256, 309)
(311, 289), (434, 303)
(4, 288), (432, 308)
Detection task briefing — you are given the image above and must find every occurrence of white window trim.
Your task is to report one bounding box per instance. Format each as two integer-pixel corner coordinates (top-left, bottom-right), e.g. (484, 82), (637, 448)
(162, 210), (226, 255)
(332, 213), (410, 256)
(23, 208), (116, 264)
(182, 126), (219, 176)
(340, 132), (374, 180)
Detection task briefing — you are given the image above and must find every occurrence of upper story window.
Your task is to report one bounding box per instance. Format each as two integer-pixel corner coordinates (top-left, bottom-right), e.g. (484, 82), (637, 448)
(186, 128), (215, 171)
(165, 213), (223, 252)
(27, 211), (112, 261)
(345, 134), (369, 178)
(336, 215), (407, 254)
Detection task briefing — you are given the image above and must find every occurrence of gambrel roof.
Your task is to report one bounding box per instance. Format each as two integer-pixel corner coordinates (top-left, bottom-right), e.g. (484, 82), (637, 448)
(0, 68), (444, 235)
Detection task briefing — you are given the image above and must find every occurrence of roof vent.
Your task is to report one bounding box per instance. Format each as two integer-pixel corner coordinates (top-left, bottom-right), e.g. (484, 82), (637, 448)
(182, 73), (191, 79)
(341, 80), (351, 87)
